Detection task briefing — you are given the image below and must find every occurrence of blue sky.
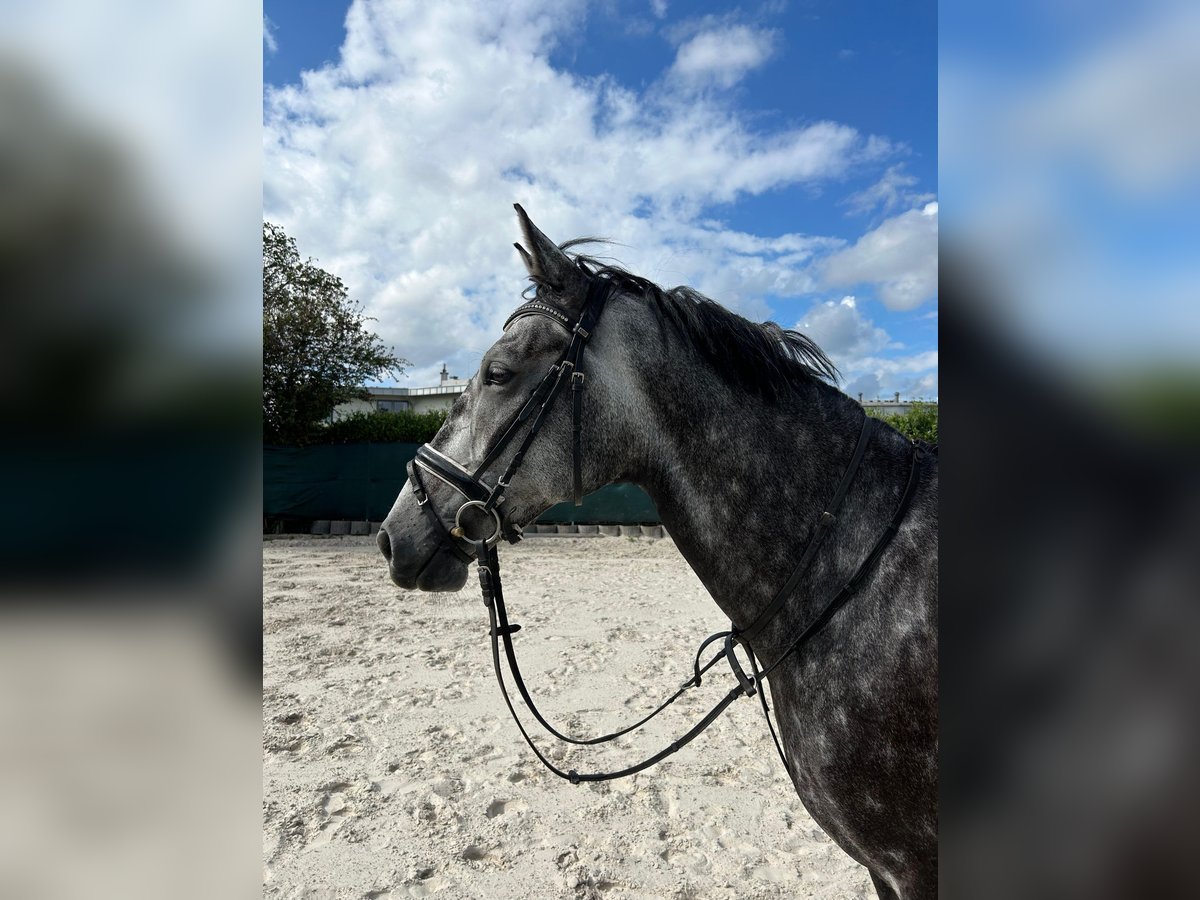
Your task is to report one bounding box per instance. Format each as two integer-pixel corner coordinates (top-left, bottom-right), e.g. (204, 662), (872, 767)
(264, 0), (937, 398)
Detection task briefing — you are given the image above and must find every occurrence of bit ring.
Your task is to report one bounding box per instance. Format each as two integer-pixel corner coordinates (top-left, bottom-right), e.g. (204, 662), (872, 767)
(452, 500), (503, 546)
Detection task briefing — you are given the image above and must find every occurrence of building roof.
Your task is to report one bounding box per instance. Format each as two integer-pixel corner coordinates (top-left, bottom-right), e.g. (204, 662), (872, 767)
(360, 382), (934, 405)
(364, 383), (468, 398)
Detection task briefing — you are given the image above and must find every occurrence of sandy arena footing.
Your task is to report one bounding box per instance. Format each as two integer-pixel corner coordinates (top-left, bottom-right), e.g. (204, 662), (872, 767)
(264, 535), (872, 899)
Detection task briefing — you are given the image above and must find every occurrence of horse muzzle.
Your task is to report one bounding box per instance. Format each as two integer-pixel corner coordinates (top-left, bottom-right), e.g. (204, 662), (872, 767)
(377, 509), (470, 591)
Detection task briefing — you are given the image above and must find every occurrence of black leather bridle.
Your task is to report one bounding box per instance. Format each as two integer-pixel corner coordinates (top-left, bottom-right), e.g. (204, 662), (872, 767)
(406, 276), (612, 555)
(406, 273), (926, 785)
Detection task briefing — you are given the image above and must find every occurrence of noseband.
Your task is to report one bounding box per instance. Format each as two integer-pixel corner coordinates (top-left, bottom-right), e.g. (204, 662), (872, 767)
(404, 274), (927, 786)
(407, 276), (612, 553)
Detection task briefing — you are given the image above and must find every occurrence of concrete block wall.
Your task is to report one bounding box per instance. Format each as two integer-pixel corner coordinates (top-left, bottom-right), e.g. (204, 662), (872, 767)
(303, 520), (668, 539)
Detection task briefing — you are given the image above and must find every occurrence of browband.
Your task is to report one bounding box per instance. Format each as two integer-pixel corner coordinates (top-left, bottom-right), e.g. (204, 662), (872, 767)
(503, 299), (573, 332)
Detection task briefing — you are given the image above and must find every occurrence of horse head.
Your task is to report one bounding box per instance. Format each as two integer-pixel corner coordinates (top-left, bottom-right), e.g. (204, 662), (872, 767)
(376, 205), (643, 590)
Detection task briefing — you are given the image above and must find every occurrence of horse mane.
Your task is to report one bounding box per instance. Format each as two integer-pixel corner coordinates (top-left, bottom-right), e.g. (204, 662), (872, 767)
(548, 239), (839, 399)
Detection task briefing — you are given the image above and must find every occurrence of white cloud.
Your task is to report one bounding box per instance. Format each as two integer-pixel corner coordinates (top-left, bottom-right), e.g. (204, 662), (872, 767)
(668, 25), (777, 89)
(843, 350), (939, 400)
(820, 203), (938, 310)
(873, 372), (935, 400)
(263, 15), (278, 55)
(650, 0), (668, 20)
(796, 297), (937, 400)
(853, 349), (939, 375)
(844, 164), (934, 217)
(844, 372), (881, 399)
(796, 296), (891, 365)
(263, 0), (906, 381)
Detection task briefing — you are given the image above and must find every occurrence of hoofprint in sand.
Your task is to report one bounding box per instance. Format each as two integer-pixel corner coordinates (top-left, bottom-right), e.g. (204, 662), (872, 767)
(264, 535), (873, 899)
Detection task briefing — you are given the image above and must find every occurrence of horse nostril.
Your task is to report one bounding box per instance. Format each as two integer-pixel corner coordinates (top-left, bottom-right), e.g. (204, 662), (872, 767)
(377, 528), (392, 562)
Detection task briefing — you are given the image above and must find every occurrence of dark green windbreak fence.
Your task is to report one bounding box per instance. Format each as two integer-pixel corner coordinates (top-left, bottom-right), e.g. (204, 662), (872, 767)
(264, 444), (660, 524)
(538, 482), (659, 524)
(264, 443), (415, 522)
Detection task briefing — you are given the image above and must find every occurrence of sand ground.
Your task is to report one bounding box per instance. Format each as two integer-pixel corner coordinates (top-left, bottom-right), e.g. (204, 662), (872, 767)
(263, 535), (872, 899)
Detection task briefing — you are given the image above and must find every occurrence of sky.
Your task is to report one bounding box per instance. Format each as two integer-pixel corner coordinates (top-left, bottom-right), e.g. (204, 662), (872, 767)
(263, 0), (937, 399)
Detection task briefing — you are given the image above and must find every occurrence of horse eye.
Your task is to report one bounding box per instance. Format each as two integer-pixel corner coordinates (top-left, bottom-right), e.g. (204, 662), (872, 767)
(484, 365), (513, 386)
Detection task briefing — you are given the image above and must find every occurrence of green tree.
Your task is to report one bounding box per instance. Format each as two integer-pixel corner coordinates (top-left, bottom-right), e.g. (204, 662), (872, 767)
(867, 401), (939, 444)
(263, 222), (408, 444)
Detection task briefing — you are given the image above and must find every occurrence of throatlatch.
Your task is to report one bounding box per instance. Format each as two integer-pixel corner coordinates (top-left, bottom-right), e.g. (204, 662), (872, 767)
(407, 269), (926, 784)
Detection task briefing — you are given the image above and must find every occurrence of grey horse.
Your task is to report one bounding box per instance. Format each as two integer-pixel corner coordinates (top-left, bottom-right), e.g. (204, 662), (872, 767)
(377, 207), (938, 899)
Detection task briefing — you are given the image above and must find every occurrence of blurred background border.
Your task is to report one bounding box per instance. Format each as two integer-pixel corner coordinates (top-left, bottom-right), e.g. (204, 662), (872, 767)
(1, 0), (1198, 897)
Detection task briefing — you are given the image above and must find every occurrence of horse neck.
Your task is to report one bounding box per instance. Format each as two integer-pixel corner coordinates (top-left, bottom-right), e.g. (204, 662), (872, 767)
(627, 360), (893, 651)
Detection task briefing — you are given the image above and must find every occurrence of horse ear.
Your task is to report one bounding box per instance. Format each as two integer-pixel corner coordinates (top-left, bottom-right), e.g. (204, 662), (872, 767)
(513, 242), (535, 275)
(513, 204), (586, 299)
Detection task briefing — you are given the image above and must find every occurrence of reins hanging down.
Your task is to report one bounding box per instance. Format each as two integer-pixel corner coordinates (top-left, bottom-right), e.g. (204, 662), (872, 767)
(470, 423), (922, 784)
(407, 270), (925, 784)
(475, 537), (747, 783)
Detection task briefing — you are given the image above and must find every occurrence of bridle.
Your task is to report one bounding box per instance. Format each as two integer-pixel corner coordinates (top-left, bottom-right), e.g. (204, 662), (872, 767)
(406, 272), (927, 785)
(406, 276), (612, 555)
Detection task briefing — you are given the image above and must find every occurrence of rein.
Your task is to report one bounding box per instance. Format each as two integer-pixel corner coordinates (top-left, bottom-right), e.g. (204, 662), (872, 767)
(408, 274), (926, 784)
